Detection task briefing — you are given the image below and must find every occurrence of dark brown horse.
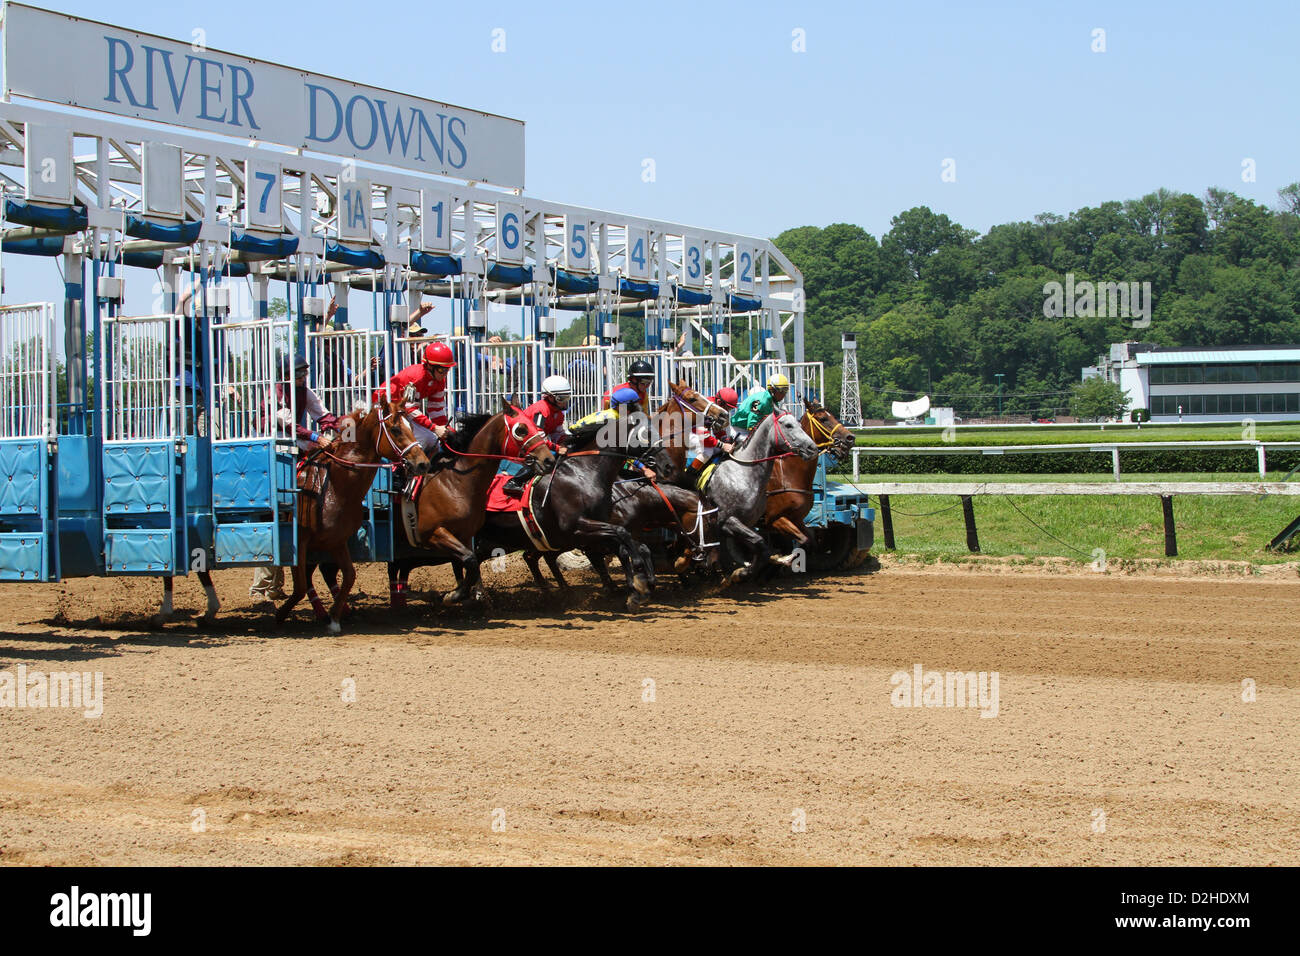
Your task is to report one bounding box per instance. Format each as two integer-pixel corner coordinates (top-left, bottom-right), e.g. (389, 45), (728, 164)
(392, 399), (555, 608)
(764, 401), (855, 548)
(275, 399), (430, 633)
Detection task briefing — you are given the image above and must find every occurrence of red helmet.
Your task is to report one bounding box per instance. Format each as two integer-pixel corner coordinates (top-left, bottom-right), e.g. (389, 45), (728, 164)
(713, 387), (739, 410)
(422, 342), (455, 367)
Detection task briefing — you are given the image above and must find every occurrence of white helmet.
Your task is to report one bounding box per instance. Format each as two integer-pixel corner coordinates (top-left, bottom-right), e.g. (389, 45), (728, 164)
(542, 374), (572, 408)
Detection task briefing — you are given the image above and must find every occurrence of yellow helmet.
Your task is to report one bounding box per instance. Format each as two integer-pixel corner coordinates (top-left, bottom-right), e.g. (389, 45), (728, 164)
(768, 374), (790, 390)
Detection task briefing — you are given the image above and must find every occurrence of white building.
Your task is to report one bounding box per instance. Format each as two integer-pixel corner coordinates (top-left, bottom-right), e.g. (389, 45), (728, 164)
(1093, 343), (1300, 421)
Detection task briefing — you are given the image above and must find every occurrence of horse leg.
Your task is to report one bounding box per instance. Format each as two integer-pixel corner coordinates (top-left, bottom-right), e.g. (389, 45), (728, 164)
(326, 549), (356, 635)
(427, 529), (482, 606)
(198, 570), (219, 624)
(152, 576), (174, 627)
(770, 515), (811, 551)
(523, 552), (552, 592)
(543, 553), (570, 591)
(571, 519), (650, 608)
(275, 560), (309, 625)
(304, 562), (330, 622)
(387, 561), (407, 609)
(721, 516), (770, 586)
(581, 550), (620, 592)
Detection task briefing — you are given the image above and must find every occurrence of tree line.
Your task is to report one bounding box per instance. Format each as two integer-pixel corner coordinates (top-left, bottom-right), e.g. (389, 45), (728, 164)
(773, 184), (1300, 419)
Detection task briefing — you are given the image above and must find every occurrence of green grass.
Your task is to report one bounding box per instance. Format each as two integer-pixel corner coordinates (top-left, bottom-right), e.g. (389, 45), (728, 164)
(832, 473), (1300, 564)
(852, 423), (1300, 447)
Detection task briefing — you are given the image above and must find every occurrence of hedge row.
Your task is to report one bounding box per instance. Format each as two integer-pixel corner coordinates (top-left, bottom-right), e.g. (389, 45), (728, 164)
(841, 450), (1300, 475)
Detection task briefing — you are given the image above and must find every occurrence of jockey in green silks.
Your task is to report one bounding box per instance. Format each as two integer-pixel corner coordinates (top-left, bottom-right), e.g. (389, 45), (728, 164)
(730, 373), (790, 443)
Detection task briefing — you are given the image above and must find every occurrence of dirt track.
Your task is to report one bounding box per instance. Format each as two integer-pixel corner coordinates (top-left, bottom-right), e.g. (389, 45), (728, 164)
(1, 558), (1298, 866)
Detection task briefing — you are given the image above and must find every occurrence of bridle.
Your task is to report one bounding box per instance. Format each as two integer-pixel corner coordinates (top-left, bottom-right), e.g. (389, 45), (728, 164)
(310, 405), (422, 470)
(805, 408), (853, 458)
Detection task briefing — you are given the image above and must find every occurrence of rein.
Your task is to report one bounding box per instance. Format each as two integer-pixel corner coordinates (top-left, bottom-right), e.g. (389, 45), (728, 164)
(308, 409), (419, 471)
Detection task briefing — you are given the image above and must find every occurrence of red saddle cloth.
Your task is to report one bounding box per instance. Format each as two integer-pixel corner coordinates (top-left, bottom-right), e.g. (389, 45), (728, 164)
(486, 472), (526, 513)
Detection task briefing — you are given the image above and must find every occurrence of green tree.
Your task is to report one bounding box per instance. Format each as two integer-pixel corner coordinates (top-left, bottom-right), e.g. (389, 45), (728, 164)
(1069, 377), (1129, 421)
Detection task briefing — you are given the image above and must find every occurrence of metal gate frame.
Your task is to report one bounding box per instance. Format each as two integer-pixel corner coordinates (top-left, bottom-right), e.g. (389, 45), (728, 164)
(0, 302), (59, 580)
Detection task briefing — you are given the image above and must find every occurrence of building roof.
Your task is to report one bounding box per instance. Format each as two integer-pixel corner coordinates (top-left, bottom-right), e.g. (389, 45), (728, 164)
(1135, 349), (1300, 365)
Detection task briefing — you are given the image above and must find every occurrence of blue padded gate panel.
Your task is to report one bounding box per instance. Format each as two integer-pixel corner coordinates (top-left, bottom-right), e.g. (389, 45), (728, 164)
(104, 528), (175, 573)
(212, 442), (274, 510)
(0, 440), (44, 515)
(0, 531), (47, 580)
(215, 522), (276, 565)
(103, 443), (174, 515)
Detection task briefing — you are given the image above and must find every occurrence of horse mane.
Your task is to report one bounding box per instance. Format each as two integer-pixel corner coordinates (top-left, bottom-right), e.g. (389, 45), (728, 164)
(445, 412), (492, 452)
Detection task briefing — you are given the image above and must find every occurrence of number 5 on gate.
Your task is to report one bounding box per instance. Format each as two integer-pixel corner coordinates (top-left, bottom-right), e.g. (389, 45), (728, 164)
(566, 217), (593, 273)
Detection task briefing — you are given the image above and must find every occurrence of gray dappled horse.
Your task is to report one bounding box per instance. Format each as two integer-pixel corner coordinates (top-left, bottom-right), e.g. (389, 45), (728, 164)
(704, 412), (819, 584)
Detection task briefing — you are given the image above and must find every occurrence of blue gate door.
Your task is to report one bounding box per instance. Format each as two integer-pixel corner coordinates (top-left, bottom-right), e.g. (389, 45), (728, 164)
(0, 302), (59, 580)
(100, 313), (187, 574)
(210, 317), (293, 567)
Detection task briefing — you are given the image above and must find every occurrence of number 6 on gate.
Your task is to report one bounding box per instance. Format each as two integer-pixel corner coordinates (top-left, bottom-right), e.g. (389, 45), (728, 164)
(496, 202), (524, 264)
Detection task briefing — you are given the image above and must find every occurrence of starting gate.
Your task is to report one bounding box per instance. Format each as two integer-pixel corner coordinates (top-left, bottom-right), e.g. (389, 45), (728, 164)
(0, 302), (58, 580)
(209, 317), (294, 567)
(608, 350), (668, 409)
(99, 313), (187, 574)
(471, 338), (540, 411)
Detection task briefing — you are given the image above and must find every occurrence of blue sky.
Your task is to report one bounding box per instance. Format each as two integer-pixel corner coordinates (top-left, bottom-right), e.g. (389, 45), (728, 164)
(4, 0), (1298, 311)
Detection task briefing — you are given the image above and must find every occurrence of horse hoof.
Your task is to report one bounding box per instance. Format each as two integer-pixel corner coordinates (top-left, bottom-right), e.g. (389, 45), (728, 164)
(726, 568), (748, 586)
(632, 575), (650, 596)
(326, 620), (342, 635)
(150, 614), (168, 628)
(769, 553), (795, 568)
(626, 592), (645, 612)
(442, 590), (463, 606)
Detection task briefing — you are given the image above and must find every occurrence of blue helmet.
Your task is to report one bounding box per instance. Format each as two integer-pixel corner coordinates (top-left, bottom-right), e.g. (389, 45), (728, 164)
(610, 386), (640, 406)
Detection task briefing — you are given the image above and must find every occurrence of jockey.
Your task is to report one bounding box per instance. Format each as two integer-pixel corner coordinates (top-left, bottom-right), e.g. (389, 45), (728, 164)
(502, 375), (572, 498)
(523, 375), (572, 450)
(730, 374), (790, 444)
(373, 340), (455, 457)
(568, 386), (658, 480)
(276, 356), (339, 453)
(686, 386), (739, 478)
(602, 358), (655, 409)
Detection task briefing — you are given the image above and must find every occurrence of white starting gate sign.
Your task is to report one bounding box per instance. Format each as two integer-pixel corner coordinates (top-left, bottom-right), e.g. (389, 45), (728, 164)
(0, 302), (58, 581)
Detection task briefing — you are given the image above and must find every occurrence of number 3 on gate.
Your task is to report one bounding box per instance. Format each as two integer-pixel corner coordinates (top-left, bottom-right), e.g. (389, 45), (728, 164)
(496, 202), (524, 264)
(566, 217), (593, 272)
(681, 236), (705, 289)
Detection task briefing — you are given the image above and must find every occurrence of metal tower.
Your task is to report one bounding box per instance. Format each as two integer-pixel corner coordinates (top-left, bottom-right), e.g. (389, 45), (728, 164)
(840, 332), (862, 425)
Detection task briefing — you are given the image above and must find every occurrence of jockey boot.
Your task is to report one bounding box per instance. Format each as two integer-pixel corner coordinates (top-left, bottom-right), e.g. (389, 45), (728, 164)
(502, 471), (529, 499)
(390, 580), (408, 609)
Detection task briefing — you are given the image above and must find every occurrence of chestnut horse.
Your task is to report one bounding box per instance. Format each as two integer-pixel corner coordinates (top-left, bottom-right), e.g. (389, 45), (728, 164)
(275, 399), (430, 633)
(764, 401), (855, 549)
(391, 399), (555, 608)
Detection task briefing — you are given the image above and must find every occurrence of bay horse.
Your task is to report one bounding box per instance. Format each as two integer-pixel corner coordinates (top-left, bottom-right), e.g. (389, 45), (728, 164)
(764, 401), (856, 549)
(702, 411), (819, 584)
(274, 398), (430, 633)
(476, 411), (675, 610)
(389, 399), (555, 609)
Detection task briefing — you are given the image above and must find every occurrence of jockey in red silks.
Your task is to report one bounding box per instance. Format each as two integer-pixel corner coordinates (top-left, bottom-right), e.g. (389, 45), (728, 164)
(373, 340), (455, 456)
(520, 375), (572, 450)
(686, 386), (739, 477)
(602, 358), (655, 409)
(503, 375), (572, 498)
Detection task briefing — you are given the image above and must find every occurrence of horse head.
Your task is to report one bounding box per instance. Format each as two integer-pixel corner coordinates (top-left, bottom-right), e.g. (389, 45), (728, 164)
(803, 401), (855, 461)
(376, 399), (431, 473)
(501, 396), (555, 474)
(776, 412), (820, 462)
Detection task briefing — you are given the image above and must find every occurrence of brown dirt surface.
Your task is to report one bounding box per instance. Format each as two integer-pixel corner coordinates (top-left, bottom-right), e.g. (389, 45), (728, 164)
(1, 557), (1297, 866)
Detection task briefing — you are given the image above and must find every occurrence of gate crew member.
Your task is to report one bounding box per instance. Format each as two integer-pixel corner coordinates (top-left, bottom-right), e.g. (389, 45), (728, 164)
(602, 358), (655, 410)
(730, 374), (790, 445)
(276, 356), (340, 453)
(503, 375), (572, 498)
